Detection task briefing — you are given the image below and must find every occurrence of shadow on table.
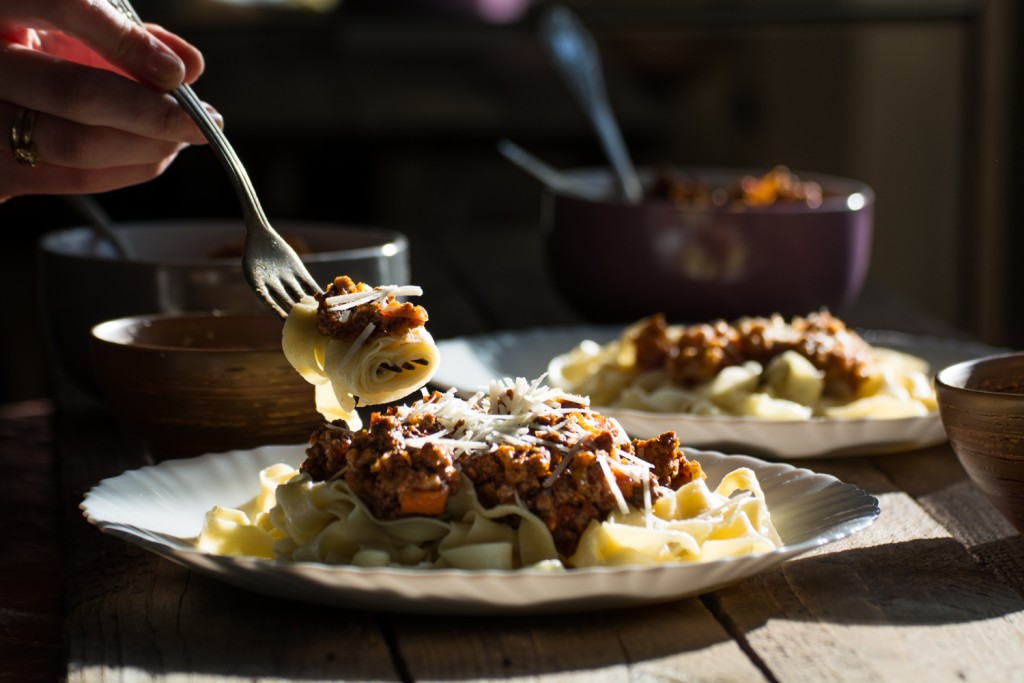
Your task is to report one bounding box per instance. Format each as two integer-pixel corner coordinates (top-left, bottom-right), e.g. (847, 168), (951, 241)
(66, 526), (1020, 679)
(708, 535), (1023, 628)
(67, 536), (740, 680)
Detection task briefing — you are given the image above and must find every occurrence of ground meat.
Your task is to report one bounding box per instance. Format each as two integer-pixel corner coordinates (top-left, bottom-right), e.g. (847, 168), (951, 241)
(459, 426), (701, 556)
(647, 165), (823, 209)
(732, 311), (873, 392)
(631, 314), (675, 370)
(668, 319), (745, 385)
(315, 275), (429, 342)
(460, 441), (632, 556)
(641, 309), (872, 393)
(301, 421), (355, 482)
(298, 392), (704, 557)
(545, 450), (628, 555)
(459, 444), (553, 508)
(632, 432), (703, 490)
(789, 310), (873, 391)
(301, 410), (459, 520)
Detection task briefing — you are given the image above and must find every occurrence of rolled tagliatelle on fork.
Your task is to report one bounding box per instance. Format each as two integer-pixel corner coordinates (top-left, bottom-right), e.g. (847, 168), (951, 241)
(282, 276), (439, 425)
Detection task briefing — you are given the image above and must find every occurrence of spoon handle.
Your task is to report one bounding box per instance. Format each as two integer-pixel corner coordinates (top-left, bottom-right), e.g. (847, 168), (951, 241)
(497, 139), (608, 201)
(540, 5), (643, 203)
(497, 139), (570, 191)
(63, 195), (132, 259)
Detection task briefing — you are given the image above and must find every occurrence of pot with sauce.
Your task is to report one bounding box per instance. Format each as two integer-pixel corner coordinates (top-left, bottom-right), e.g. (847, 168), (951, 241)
(541, 165), (874, 324)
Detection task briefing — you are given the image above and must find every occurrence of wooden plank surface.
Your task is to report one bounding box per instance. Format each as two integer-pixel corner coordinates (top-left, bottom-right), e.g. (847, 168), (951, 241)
(873, 447), (1024, 597)
(27, 219), (1024, 681)
(714, 488), (1024, 683)
(392, 600), (767, 682)
(0, 401), (62, 683)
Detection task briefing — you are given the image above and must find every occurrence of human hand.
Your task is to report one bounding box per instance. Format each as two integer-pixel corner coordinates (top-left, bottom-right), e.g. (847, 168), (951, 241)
(0, 0), (218, 202)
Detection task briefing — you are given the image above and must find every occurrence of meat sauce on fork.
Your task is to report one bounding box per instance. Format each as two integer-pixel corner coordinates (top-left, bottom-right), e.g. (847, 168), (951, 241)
(316, 275), (429, 342)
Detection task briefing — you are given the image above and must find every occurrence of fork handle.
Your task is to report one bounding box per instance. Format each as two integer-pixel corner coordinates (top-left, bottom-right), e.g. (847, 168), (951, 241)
(108, 0), (269, 229)
(170, 84), (270, 228)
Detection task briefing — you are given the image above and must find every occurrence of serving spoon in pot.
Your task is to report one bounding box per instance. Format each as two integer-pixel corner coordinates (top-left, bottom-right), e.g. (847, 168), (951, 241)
(539, 4), (643, 203)
(497, 139), (605, 200)
(63, 194), (133, 259)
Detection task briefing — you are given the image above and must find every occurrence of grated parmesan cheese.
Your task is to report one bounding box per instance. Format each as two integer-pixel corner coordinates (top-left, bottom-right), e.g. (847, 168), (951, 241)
(394, 378), (604, 453)
(337, 322), (376, 370)
(596, 452), (630, 516)
(387, 377), (658, 522)
(325, 284), (424, 312)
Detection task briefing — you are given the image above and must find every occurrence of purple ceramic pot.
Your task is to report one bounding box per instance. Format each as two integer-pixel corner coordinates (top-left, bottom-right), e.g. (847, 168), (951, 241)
(542, 167), (873, 323)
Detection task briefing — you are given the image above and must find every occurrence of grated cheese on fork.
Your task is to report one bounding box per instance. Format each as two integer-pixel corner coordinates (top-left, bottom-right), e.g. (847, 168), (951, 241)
(338, 322), (376, 369)
(325, 285), (424, 313)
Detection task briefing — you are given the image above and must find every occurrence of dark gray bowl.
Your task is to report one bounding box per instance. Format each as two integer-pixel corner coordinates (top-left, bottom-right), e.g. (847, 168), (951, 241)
(542, 166), (873, 323)
(39, 220), (409, 396)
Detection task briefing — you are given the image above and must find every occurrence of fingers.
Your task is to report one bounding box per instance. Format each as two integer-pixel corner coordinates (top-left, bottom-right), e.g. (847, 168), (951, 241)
(0, 1), (214, 200)
(1, 102), (188, 170)
(145, 24), (204, 84)
(0, 142), (182, 198)
(0, 101), (182, 197)
(0, 46), (221, 145)
(25, 0), (192, 90)
(0, 39), (222, 200)
(4, 0), (205, 91)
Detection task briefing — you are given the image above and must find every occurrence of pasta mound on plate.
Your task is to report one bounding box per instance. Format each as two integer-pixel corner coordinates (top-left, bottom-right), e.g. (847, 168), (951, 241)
(196, 378), (781, 570)
(282, 276), (439, 427)
(549, 311), (937, 420)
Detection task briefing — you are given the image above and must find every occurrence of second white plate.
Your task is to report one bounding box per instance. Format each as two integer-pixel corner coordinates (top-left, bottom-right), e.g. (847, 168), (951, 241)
(432, 326), (1001, 458)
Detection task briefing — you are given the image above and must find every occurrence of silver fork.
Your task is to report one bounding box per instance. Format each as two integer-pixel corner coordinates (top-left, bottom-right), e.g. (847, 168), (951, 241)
(108, 0), (322, 318)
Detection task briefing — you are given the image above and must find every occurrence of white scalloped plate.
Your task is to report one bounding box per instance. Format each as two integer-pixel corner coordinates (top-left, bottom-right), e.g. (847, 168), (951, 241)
(81, 445), (878, 615)
(433, 327), (1003, 459)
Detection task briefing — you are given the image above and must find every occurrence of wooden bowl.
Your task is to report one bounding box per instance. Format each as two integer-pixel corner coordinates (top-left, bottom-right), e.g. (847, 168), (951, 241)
(935, 352), (1024, 533)
(91, 313), (322, 461)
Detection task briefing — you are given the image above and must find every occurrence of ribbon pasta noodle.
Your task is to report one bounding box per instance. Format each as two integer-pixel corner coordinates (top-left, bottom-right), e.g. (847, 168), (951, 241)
(196, 378), (782, 570)
(198, 466), (561, 570)
(282, 276), (439, 425)
(571, 467), (780, 566)
(550, 311), (938, 420)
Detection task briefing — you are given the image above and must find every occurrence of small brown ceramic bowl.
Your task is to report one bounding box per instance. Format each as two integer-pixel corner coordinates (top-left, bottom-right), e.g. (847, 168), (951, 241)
(542, 166), (873, 323)
(91, 313), (322, 461)
(935, 352), (1024, 533)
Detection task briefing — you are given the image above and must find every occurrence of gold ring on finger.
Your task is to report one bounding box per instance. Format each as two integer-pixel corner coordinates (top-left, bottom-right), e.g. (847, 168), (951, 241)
(9, 107), (39, 168)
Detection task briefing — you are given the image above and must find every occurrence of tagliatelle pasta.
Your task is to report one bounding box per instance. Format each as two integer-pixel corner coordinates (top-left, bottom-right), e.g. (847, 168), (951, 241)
(571, 467), (779, 566)
(196, 378), (782, 570)
(198, 465), (562, 570)
(550, 311), (938, 420)
(194, 463), (295, 559)
(197, 461), (778, 569)
(282, 277), (439, 425)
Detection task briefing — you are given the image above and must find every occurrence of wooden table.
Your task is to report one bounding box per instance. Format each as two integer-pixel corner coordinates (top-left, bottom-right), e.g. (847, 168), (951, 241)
(4, 222), (1024, 682)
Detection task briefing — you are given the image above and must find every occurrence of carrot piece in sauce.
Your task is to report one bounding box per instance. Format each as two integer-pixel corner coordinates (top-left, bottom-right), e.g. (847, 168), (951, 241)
(399, 489), (449, 516)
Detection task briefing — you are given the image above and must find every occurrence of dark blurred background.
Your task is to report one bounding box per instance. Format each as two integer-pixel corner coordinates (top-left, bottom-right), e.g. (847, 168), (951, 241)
(1, 0), (1020, 402)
